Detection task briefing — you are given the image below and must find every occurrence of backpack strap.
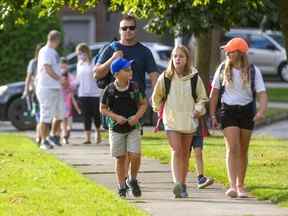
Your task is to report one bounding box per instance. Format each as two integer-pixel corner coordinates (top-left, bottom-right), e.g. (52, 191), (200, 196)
(250, 64), (256, 99)
(218, 62), (226, 100)
(163, 72), (171, 102)
(163, 72), (198, 102)
(191, 73), (198, 102)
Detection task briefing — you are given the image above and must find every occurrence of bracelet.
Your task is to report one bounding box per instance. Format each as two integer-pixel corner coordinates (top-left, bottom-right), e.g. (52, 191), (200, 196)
(211, 114), (217, 119)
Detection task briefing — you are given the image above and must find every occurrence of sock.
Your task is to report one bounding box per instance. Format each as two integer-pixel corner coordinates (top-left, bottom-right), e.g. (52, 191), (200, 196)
(198, 174), (204, 181)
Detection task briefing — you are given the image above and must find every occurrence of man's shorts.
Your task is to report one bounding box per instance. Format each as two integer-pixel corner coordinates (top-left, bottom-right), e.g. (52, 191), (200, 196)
(220, 102), (255, 130)
(37, 88), (65, 124)
(109, 129), (141, 158)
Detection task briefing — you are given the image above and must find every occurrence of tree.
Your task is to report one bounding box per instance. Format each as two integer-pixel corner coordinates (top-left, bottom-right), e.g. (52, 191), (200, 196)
(109, 0), (275, 89)
(0, 9), (62, 85)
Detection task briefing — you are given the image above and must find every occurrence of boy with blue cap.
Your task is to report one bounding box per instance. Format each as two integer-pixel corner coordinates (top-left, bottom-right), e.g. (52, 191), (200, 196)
(100, 57), (147, 198)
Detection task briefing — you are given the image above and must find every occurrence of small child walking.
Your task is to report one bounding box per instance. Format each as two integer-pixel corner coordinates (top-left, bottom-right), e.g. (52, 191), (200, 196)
(100, 58), (147, 198)
(60, 57), (81, 144)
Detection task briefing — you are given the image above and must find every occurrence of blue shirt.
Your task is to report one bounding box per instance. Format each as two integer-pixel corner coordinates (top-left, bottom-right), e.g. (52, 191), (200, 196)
(96, 42), (158, 92)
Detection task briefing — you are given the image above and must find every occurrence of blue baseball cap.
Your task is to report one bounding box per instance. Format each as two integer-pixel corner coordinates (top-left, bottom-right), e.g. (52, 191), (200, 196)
(110, 58), (134, 75)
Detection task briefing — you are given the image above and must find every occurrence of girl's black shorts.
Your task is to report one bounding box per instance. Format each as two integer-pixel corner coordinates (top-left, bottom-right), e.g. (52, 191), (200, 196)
(220, 102), (255, 130)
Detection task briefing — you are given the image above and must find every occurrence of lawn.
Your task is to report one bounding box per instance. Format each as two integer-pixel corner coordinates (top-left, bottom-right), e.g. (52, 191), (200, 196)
(267, 88), (288, 102)
(0, 134), (147, 216)
(141, 131), (288, 208)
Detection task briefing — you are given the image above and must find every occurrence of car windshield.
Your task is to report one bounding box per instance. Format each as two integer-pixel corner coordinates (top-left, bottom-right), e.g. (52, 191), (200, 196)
(267, 33), (285, 47)
(157, 50), (172, 61)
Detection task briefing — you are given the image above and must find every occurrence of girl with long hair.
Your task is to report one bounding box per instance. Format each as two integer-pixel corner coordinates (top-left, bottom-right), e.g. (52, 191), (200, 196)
(209, 37), (268, 198)
(152, 45), (208, 198)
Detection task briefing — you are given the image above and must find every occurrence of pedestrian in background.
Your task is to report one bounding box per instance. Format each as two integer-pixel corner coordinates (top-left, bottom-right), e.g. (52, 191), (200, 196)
(22, 43), (43, 144)
(75, 43), (102, 144)
(36, 30), (67, 150)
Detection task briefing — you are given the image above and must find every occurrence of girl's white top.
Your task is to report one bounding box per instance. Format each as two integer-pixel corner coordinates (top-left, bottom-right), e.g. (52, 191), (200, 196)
(211, 65), (266, 106)
(76, 61), (102, 97)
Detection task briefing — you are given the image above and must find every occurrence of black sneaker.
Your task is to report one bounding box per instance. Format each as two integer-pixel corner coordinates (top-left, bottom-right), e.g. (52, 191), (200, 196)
(118, 188), (127, 198)
(197, 176), (214, 189)
(48, 136), (61, 146)
(180, 184), (188, 198)
(40, 139), (53, 150)
(126, 178), (141, 197)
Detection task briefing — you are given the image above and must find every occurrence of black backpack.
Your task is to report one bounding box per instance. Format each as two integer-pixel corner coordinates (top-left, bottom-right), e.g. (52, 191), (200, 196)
(95, 41), (119, 89)
(163, 72), (209, 136)
(163, 72), (199, 102)
(216, 62), (256, 117)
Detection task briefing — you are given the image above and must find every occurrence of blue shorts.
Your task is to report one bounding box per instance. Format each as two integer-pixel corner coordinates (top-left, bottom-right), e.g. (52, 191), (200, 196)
(191, 135), (203, 150)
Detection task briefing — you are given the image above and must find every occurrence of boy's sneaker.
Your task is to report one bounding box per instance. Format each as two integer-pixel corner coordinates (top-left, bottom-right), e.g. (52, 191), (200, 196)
(197, 176), (214, 189)
(126, 178), (141, 197)
(48, 136), (61, 147)
(118, 188), (127, 198)
(40, 139), (53, 150)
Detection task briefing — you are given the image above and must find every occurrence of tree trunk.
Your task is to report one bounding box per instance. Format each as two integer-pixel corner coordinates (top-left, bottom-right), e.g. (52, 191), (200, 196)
(209, 29), (223, 76)
(195, 31), (212, 92)
(279, 0), (288, 59)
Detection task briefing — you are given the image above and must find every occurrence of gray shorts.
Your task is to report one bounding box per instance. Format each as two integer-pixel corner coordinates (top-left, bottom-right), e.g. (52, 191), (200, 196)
(109, 129), (141, 158)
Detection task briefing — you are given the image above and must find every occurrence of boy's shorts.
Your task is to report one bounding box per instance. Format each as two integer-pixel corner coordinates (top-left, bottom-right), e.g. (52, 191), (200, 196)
(191, 135), (203, 150)
(109, 129), (141, 158)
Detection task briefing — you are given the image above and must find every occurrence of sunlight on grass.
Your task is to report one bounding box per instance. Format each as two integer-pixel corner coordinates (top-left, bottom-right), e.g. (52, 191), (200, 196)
(0, 134), (147, 216)
(142, 131), (288, 207)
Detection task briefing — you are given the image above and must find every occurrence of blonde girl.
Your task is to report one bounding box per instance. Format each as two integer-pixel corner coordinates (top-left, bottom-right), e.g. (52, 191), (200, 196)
(209, 37), (268, 198)
(152, 45), (208, 198)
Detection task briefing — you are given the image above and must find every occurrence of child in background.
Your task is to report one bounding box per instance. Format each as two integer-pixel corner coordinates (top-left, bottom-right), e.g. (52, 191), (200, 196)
(190, 118), (214, 189)
(60, 57), (81, 144)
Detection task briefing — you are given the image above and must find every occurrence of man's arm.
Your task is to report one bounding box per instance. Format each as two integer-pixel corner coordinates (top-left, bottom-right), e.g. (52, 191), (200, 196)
(44, 64), (61, 81)
(93, 50), (123, 80)
(148, 72), (159, 89)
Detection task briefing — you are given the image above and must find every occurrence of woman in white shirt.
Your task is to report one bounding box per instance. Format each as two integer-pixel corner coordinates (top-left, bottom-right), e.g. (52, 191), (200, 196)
(210, 38), (268, 198)
(76, 43), (102, 144)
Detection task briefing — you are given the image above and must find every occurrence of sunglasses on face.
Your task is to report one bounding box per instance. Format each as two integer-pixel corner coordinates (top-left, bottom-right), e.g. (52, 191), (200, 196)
(120, 26), (136, 31)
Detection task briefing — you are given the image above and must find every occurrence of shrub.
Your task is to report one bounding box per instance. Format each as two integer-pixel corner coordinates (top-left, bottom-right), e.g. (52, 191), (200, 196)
(0, 10), (62, 85)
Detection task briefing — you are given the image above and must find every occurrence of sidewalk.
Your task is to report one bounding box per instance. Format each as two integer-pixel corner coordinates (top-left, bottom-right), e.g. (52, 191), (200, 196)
(45, 133), (288, 216)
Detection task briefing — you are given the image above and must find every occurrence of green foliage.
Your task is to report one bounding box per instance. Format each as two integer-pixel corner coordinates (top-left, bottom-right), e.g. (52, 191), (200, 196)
(0, 9), (62, 85)
(110, 0), (278, 36)
(141, 131), (288, 207)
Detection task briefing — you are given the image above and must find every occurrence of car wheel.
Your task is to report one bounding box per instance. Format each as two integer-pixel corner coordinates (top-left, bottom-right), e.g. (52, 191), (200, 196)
(8, 97), (36, 130)
(278, 62), (288, 82)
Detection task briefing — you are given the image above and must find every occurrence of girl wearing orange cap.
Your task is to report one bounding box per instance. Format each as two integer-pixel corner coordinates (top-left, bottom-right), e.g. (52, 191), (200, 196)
(209, 37), (268, 198)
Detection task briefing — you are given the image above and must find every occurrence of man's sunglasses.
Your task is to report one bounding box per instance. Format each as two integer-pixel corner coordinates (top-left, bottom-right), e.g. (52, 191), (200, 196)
(121, 26), (136, 31)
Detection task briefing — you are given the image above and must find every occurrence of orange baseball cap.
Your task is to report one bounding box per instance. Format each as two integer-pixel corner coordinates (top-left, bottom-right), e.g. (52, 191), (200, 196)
(222, 37), (249, 53)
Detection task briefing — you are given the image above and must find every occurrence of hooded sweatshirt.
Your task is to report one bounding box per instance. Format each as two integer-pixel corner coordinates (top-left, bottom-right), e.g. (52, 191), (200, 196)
(152, 68), (208, 133)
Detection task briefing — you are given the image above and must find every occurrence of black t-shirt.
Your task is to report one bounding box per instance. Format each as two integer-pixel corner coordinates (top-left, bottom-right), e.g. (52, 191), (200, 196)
(96, 42), (158, 93)
(101, 81), (145, 133)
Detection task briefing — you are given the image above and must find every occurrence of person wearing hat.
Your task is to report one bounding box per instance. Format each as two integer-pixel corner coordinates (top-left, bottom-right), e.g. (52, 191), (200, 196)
(100, 57), (147, 198)
(209, 37), (268, 198)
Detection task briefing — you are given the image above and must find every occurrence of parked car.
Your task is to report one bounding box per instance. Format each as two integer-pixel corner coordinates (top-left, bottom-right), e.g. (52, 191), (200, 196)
(0, 42), (172, 130)
(222, 28), (288, 82)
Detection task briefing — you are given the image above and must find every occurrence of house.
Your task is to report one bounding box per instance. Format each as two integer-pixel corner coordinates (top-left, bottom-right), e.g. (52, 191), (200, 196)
(59, 2), (162, 48)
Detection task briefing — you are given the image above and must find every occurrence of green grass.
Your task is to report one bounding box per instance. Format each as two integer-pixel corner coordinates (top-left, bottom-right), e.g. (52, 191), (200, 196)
(267, 88), (288, 102)
(265, 107), (288, 119)
(0, 134), (147, 216)
(141, 131), (288, 208)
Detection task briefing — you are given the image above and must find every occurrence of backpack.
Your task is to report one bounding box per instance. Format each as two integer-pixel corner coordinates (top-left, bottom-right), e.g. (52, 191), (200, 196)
(216, 62), (256, 118)
(95, 41), (119, 89)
